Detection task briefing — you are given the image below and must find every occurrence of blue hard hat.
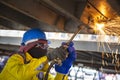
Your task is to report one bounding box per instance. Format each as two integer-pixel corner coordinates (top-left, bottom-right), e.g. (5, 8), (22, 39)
(21, 28), (47, 45)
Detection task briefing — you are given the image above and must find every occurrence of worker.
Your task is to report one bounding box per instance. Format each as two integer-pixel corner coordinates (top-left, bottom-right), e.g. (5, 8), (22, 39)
(0, 28), (76, 80)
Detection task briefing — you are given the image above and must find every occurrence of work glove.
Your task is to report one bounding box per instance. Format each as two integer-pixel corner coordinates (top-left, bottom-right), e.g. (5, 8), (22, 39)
(55, 42), (77, 74)
(47, 44), (68, 62)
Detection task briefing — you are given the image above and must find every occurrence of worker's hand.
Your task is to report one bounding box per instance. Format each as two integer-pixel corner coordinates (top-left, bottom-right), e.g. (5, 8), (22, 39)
(55, 42), (76, 74)
(46, 44), (69, 62)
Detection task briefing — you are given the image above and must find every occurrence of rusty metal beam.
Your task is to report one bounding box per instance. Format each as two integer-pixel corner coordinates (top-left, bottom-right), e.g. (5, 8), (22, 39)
(0, 25), (9, 29)
(39, 0), (83, 24)
(74, 0), (87, 18)
(0, 0), (65, 31)
(0, 2), (60, 32)
(38, 0), (89, 33)
(0, 18), (12, 29)
(107, 0), (120, 15)
(51, 0), (76, 15)
(0, 0), (90, 33)
(0, 16), (29, 30)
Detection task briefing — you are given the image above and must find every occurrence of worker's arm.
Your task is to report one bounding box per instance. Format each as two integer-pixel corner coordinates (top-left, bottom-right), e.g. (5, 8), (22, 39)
(3, 53), (47, 80)
(54, 42), (77, 80)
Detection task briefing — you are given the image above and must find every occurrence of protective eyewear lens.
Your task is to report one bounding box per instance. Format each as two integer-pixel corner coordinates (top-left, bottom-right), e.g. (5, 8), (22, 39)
(35, 43), (48, 49)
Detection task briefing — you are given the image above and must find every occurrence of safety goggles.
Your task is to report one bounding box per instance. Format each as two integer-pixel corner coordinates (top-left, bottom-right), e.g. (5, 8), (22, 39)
(32, 39), (48, 49)
(24, 39), (49, 52)
(34, 42), (48, 49)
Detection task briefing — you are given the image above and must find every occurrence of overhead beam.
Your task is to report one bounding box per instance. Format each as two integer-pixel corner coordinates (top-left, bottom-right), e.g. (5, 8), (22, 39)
(0, 18), (12, 29)
(77, 51), (116, 65)
(86, 52), (113, 62)
(39, 0), (82, 23)
(51, 0), (76, 15)
(0, 35), (120, 53)
(0, 0), (66, 32)
(0, 0), (91, 33)
(107, 0), (120, 15)
(77, 51), (101, 61)
(0, 2), (42, 29)
(0, 16), (29, 30)
(37, 0), (88, 33)
(74, 0), (87, 18)
(75, 59), (117, 70)
(0, 25), (9, 29)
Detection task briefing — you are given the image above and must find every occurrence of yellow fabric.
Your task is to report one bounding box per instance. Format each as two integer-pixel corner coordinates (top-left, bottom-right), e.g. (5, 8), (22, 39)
(55, 73), (68, 80)
(0, 52), (68, 80)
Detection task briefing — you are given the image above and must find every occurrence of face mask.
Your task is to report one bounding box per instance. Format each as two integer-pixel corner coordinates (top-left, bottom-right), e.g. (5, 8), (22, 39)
(28, 45), (47, 58)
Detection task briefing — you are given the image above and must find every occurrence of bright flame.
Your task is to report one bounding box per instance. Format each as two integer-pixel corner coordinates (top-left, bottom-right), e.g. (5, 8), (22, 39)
(96, 23), (104, 31)
(94, 23), (105, 34)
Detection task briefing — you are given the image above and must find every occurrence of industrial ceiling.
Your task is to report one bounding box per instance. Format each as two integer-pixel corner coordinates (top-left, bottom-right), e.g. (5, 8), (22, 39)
(0, 0), (120, 73)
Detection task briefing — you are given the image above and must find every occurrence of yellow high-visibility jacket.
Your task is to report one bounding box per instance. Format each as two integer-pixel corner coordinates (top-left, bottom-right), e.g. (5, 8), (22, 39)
(0, 52), (68, 80)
